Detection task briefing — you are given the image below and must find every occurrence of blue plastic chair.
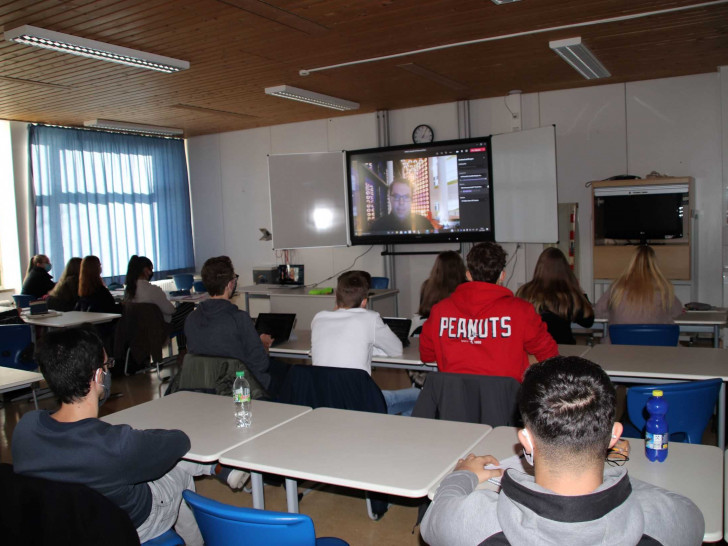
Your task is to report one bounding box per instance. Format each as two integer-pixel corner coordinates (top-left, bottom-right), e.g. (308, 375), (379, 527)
(12, 294), (32, 309)
(173, 274), (194, 291)
(623, 378), (722, 443)
(0, 324), (37, 371)
(182, 490), (349, 546)
(142, 528), (184, 546)
(193, 280), (206, 293)
(609, 324), (680, 346)
(370, 277), (389, 289)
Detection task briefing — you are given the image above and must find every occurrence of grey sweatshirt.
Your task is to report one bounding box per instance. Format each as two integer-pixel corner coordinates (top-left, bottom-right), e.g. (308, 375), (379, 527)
(421, 467), (704, 546)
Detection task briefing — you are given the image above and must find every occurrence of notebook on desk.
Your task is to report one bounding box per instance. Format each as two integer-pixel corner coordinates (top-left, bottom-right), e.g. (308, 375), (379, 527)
(382, 317), (412, 348)
(254, 313), (296, 346)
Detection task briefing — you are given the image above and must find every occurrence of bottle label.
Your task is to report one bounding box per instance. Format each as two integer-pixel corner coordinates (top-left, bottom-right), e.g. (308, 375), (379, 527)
(645, 431), (668, 450)
(234, 389), (251, 403)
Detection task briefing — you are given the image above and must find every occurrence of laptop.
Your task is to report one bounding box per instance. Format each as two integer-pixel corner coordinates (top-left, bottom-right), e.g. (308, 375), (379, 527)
(254, 313), (296, 346)
(382, 317), (412, 348)
(278, 264), (304, 286)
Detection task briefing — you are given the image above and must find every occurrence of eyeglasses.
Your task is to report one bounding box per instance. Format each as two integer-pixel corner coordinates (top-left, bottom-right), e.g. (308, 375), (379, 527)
(605, 452), (629, 466)
(103, 358), (115, 369)
(390, 194), (411, 204)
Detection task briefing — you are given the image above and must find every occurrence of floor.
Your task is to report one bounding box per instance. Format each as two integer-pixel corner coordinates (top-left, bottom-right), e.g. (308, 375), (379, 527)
(0, 366), (426, 546)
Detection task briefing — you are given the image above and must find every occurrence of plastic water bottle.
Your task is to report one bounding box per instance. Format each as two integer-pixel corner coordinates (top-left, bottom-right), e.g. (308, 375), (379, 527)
(233, 371), (252, 428)
(645, 389), (668, 462)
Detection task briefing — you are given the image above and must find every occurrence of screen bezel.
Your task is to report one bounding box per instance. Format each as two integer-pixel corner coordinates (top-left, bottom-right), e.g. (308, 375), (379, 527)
(346, 136), (495, 246)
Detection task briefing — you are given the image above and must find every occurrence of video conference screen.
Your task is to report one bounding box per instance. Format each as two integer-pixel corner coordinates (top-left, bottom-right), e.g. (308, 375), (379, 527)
(346, 137), (495, 245)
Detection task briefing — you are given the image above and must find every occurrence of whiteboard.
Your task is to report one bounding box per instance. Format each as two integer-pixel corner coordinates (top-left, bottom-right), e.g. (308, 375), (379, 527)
(268, 152), (349, 249)
(492, 126), (558, 243)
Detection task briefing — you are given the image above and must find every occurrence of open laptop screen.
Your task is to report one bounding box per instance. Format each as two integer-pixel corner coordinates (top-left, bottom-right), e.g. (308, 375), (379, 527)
(254, 313), (296, 346)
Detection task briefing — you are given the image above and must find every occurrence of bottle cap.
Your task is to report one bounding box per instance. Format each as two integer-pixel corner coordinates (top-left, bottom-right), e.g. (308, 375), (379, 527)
(652, 389), (663, 397)
(236, 371), (245, 377)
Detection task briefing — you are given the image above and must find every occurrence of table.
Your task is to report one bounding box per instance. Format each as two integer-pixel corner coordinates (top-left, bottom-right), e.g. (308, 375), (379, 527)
(0, 366), (43, 409)
(586, 344), (728, 448)
(583, 309), (728, 348)
(22, 310), (121, 328)
(219, 407), (492, 513)
(102, 391), (312, 462)
(430, 427), (722, 543)
(239, 286), (399, 327)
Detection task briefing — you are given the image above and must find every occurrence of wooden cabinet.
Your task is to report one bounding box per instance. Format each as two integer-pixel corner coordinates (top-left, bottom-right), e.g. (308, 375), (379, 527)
(592, 177), (694, 280)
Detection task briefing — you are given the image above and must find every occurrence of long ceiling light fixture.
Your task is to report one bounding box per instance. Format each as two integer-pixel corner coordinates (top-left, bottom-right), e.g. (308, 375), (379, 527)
(4, 25), (189, 73)
(84, 119), (184, 136)
(264, 85), (359, 111)
(549, 37), (610, 79)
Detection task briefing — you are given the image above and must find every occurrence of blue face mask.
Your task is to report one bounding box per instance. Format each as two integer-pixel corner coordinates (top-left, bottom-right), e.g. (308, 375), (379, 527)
(44, 263), (52, 272)
(98, 369), (112, 406)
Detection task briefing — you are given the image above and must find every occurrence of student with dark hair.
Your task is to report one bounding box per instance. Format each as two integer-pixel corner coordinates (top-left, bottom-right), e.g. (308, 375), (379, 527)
(21, 254), (55, 298)
(418, 251), (467, 320)
(311, 270), (420, 415)
(421, 356), (705, 546)
(77, 255), (119, 313)
(185, 256), (281, 395)
(419, 242), (557, 381)
(516, 247), (594, 344)
(11, 327), (219, 545)
(47, 257), (82, 311)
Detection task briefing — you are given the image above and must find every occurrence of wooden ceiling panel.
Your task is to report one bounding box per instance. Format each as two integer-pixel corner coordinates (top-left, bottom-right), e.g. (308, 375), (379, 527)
(0, 0), (724, 136)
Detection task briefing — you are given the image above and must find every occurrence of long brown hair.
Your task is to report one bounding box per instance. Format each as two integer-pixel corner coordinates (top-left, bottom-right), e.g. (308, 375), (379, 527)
(78, 255), (104, 297)
(418, 251), (467, 318)
(50, 257), (82, 297)
(607, 245), (674, 312)
(516, 247), (593, 322)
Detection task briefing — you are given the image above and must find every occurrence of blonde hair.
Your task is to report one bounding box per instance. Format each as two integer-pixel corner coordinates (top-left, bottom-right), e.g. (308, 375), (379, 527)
(516, 247), (593, 322)
(608, 246), (674, 312)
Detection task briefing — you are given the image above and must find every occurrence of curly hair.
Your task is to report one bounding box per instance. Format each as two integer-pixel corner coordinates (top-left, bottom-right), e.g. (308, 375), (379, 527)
(466, 242), (507, 283)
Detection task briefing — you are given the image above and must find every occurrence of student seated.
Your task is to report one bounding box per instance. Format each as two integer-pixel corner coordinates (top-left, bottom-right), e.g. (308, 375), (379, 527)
(419, 242), (557, 382)
(10, 328), (245, 545)
(21, 254), (56, 299)
(76, 255), (120, 314)
(311, 270), (420, 416)
(47, 257), (82, 312)
(185, 256), (287, 397)
(420, 356), (704, 546)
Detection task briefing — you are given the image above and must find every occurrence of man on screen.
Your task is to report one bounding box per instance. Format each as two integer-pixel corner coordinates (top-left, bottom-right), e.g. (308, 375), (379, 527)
(370, 179), (434, 232)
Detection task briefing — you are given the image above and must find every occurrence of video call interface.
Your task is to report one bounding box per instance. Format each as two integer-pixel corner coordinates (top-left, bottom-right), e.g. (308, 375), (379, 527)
(349, 139), (493, 237)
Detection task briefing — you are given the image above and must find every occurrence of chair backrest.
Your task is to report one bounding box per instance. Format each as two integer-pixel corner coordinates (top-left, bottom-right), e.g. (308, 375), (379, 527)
(0, 324), (36, 371)
(609, 324), (680, 346)
(0, 463), (140, 546)
(370, 277), (389, 289)
(113, 303), (170, 371)
(277, 365), (387, 413)
(170, 353), (267, 399)
(626, 378), (722, 443)
(173, 274), (194, 291)
(192, 280), (206, 293)
(183, 490), (317, 546)
(411, 372), (521, 426)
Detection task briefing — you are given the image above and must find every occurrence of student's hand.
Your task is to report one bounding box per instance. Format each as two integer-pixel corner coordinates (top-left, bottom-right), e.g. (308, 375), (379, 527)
(259, 334), (274, 350)
(455, 454), (503, 484)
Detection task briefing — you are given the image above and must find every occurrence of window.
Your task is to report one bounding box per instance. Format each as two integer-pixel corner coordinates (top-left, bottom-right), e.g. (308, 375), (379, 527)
(29, 125), (194, 283)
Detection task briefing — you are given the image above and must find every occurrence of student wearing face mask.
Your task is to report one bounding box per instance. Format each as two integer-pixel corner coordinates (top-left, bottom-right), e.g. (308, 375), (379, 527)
(21, 254), (56, 299)
(11, 327), (233, 545)
(420, 356), (704, 546)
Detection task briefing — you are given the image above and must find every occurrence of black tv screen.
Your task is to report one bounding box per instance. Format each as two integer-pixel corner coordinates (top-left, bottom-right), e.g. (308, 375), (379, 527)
(594, 192), (686, 240)
(346, 137), (495, 245)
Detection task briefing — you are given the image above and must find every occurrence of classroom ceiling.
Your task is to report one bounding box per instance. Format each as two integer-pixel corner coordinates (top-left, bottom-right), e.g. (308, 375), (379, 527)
(0, 0), (726, 137)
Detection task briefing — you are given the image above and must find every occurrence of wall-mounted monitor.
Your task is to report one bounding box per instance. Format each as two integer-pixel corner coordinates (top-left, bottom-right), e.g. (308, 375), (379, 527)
(346, 137), (495, 245)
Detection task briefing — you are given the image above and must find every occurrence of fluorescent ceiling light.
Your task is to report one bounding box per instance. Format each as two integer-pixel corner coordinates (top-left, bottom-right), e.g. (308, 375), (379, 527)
(84, 119), (183, 136)
(264, 85), (359, 111)
(549, 37), (610, 79)
(4, 25), (189, 73)
(491, 0), (521, 4)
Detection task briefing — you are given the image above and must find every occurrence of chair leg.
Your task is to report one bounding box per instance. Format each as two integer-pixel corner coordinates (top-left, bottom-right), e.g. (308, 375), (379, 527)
(124, 347), (132, 376)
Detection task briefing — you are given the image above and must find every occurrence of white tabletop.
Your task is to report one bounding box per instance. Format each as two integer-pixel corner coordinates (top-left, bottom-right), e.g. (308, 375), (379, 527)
(220, 407), (492, 498)
(22, 310), (121, 328)
(102, 391), (312, 463)
(593, 309), (728, 326)
(0, 366), (43, 392)
(429, 427), (722, 543)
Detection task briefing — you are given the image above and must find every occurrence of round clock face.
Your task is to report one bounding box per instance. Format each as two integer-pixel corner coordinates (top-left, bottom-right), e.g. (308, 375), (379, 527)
(412, 124), (434, 144)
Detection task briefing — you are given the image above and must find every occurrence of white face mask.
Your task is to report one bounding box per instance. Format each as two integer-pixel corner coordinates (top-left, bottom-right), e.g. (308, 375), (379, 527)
(522, 429), (534, 466)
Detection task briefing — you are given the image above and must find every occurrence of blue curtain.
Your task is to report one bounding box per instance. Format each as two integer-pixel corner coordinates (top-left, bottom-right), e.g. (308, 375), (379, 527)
(29, 125), (194, 284)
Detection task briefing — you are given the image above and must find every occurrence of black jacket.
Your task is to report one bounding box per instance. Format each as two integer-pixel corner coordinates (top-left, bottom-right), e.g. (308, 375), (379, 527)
(21, 267), (55, 299)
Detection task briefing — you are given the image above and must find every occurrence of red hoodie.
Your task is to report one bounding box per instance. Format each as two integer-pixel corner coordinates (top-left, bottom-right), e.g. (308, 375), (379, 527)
(419, 282), (558, 381)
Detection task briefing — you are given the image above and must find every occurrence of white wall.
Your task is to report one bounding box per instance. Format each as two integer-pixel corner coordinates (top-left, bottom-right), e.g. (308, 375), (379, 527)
(187, 71), (727, 319)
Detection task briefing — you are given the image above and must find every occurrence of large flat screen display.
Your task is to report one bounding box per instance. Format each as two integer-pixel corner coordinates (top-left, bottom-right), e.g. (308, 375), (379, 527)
(346, 137), (495, 245)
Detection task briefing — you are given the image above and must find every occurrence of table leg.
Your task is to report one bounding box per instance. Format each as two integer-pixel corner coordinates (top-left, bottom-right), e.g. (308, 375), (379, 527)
(714, 325), (719, 348)
(718, 383), (725, 450)
(31, 386), (38, 410)
(245, 293), (250, 313)
(251, 471), (265, 509)
(285, 478), (299, 513)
